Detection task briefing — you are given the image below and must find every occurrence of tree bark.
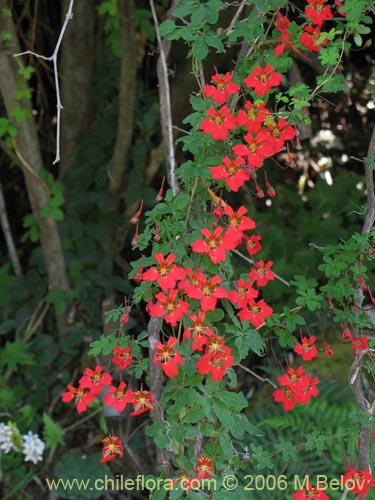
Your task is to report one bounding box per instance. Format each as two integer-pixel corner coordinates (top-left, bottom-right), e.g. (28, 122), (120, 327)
(108, 0), (137, 196)
(59, 0), (95, 177)
(0, 0), (70, 337)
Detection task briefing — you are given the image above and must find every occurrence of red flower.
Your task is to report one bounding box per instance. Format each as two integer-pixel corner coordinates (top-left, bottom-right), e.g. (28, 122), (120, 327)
(147, 288), (190, 327)
(183, 271), (228, 311)
(305, 0), (333, 26)
(342, 466), (375, 499)
(61, 384), (96, 413)
(183, 310), (215, 351)
(249, 260), (275, 287)
(194, 456), (214, 479)
(245, 234), (262, 255)
(275, 12), (290, 32)
(153, 337), (184, 377)
(244, 65), (283, 96)
(224, 205), (256, 234)
(196, 347), (234, 382)
(272, 387), (299, 411)
(112, 346), (132, 370)
(265, 117), (296, 154)
(274, 367), (319, 409)
(191, 226), (241, 264)
(202, 72), (240, 105)
(103, 381), (130, 412)
(237, 298), (273, 327)
(125, 388), (154, 416)
(323, 341), (334, 357)
(232, 130), (274, 168)
(100, 435), (123, 463)
(292, 482), (329, 499)
(79, 365), (113, 395)
(200, 106), (237, 140)
(142, 253), (185, 290)
(300, 25), (328, 52)
(351, 336), (368, 353)
(210, 155), (250, 192)
(229, 278), (259, 309)
(294, 336), (318, 361)
(236, 100), (269, 132)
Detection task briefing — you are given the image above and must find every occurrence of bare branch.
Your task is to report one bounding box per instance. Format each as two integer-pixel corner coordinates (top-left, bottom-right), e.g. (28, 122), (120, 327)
(14, 0), (75, 165)
(362, 125), (375, 235)
(149, 0), (180, 196)
(0, 175), (22, 276)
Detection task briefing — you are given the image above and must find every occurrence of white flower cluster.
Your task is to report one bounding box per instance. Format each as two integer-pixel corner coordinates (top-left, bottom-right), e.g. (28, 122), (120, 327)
(22, 431), (45, 464)
(0, 423), (15, 453)
(0, 422), (45, 464)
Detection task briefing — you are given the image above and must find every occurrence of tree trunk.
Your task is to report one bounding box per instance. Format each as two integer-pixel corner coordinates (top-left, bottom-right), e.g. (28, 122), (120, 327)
(59, 0), (95, 177)
(108, 0), (137, 197)
(0, 0), (70, 338)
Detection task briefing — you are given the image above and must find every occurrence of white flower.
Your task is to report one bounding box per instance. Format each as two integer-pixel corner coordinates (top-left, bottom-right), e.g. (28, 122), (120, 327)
(22, 431), (45, 464)
(0, 423), (14, 453)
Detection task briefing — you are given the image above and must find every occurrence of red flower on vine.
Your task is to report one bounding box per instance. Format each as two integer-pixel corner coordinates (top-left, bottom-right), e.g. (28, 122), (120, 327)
(112, 346), (132, 370)
(300, 25), (328, 52)
(294, 336), (318, 361)
(265, 117), (297, 153)
(232, 130), (274, 168)
(194, 456), (214, 479)
(202, 72), (240, 105)
(229, 278), (259, 309)
(126, 388), (154, 416)
(103, 381), (130, 412)
(61, 384), (96, 413)
(147, 289), (190, 327)
(210, 155), (250, 192)
(244, 65), (283, 96)
(245, 234), (262, 255)
(200, 106), (237, 140)
(224, 204), (256, 234)
(142, 253), (185, 290)
(237, 298), (273, 327)
(305, 0), (333, 26)
(342, 466), (375, 499)
(249, 260), (275, 287)
(236, 100), (269, 132)
(153, 337), (184, 377)
(197, 346), (234, 382)
(274, 367), (319, 409)
(79, 365), (113, 395)
(191, 226), (241, 264)
(183, 310), (215, 351)
(183, 272), (228, 311)
(292, 482), (329, 499)
(100, 435), (124, 463)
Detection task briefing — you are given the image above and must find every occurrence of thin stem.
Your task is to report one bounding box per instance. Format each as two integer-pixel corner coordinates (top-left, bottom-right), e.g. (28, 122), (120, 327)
(0, 176), (22, 276)
(149, 0), (179, 196)
(14, 0), (74, 164)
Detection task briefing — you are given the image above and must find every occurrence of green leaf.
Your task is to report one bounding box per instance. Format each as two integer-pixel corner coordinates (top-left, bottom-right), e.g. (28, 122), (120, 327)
(0, 340), (36, 372)
(216, 391), (248, 411)
(43, 413), (65, 452)
(250, 444), (273, 470)
(46, 290), (70, 315)
(159, 20), (177, 36)
(192, 37), (208, 60)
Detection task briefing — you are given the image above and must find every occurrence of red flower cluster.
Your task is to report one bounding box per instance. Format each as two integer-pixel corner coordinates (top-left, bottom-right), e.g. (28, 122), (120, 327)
(201, 71), (296, 193)
(272, 366), (319, 410)
(342, 466), (375, 499)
